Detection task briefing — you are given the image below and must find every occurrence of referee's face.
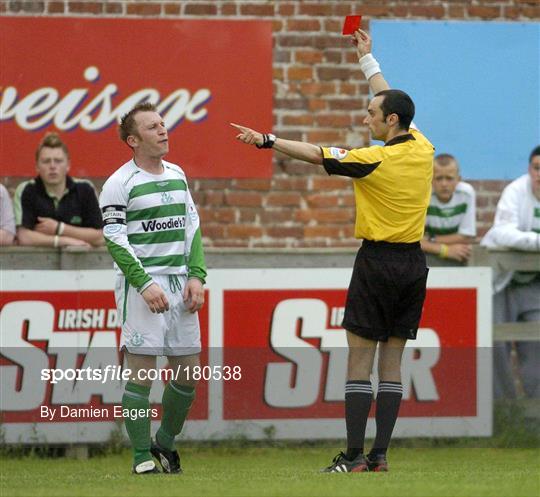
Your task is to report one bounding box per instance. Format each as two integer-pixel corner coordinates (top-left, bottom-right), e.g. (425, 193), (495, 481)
(364, 96), (389, 141)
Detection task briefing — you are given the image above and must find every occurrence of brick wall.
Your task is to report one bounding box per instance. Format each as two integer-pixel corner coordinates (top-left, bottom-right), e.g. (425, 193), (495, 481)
(2, 1), (539, 247)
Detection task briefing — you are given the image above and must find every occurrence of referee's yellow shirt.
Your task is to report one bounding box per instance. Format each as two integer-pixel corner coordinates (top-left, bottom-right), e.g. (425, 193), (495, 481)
(321, 128), (434, 243)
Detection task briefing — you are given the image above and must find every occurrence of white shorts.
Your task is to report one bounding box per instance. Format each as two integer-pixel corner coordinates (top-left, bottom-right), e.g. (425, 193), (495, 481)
(115, 274), (201, 356)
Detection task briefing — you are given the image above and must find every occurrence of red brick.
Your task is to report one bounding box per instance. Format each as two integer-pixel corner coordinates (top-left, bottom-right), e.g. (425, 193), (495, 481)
(9, 1), (43, 12)
(265, 226), (304, 238)
(212, 239), (250, 248)
(287, 19), (321, 31)
(516, 0), (539, 5)
(226, 225), (263, 238)
(278, 35), (316, 48)
(184, 3), (217, 15)
(225, 192), (263, 207)
(522, 6), (540, 17)
(504, 6), (520, 18)
(198, 179), (233, 189)
(328, 98), (365, 111)
(266, 192), (303, 207)
(221, 3), (236, 15)
(312, 176), (351, 191)
(276, 131), (304, 141)
(448, 5), (466, 18)
(126, 2), (161, 16)
(47, 1), (64, 13)
(314, 35), (348, 49)
(392, 5), (408, 17)
(272, 177), (309, 190)
(344, 52), (360, 64)
(324, 51), (342, 64)
(324, 19), (342, 33)
(252, 240), (291, 248)
(467, 5), (501, 18)
(333, 3), (351, 16)
(361, 5), (390, 17)
(341, 194), (356, 207)
(278, 3), (295, 16)
(105, 2), (123, 14)
(68, 2), (103, 14)
(202, 225), (226, 239)
(295, 208), (352, 223)
(282, 114), (315, 126)
(317, 67), (352, 81)
(308, 99), (327, 112)
(275, 50), (292, 63)
(205, 191), (224, 204)
(191, 191), (205, 204)
(340, 83), (357, 96)
(295, 50), (323, 64)
(214, 209), (236, 223)
(238, 209), (258, 222)
(299, 2), (333, 15)
(272, 20), (284, 32)
(306, 130), (343, 144)
(273, 67), (284, 79)
(260, 209), (298, 224)
(240, 3), (274, 16)
(316, 114), (352, 127)
(233, 179), (272, 191)
(288, 67), (313, 81)
(299, 82), (336, 96)
(305, 194), (340, 208)
(304, 226), (342, 238)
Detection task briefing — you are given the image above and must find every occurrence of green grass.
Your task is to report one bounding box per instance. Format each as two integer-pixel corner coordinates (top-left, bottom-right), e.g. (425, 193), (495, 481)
(1, 447), (539, 497)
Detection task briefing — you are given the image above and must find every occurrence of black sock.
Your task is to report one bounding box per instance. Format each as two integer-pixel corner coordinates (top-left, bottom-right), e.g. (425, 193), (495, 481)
(345, 380), (373, 460)
(370, 381), (403, 457)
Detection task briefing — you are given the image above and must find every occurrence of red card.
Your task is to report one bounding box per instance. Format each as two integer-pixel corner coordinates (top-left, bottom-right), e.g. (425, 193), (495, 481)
(342, 15), (362, 35)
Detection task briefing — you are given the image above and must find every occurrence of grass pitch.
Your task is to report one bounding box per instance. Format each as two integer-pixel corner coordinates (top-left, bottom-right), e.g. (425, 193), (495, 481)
(1, 447), (539, 497)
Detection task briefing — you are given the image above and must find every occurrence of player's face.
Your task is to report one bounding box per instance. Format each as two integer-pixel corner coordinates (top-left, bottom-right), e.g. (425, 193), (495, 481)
(36, 147), (69, 188)
(432, 162), (460, 203)
(529, 154), (540, 200)
(131, 111), (169, 159)
(364, 96), (390, 141)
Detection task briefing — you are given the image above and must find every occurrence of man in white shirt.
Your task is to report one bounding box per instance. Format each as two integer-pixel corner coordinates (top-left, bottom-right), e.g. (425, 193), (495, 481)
(421, 154), (476, 262)
(482, 145), (540, 398)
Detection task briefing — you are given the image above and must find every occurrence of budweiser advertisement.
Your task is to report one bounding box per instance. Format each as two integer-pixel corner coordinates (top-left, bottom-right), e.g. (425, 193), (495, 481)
(0, 18), (273, 178)
(0, 268), (492, 444)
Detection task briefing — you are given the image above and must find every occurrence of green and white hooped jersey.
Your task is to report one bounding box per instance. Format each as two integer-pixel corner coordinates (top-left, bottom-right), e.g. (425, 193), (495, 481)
(99, 159), (206, 292)
(425, 181), (476, 237)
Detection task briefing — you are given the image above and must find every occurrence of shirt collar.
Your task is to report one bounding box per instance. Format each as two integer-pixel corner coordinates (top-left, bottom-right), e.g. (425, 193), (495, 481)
(384, 133), (416, 147)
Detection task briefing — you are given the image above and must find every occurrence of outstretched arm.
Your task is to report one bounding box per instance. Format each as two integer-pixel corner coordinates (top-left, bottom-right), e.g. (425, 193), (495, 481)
(230, 123), (323, 165)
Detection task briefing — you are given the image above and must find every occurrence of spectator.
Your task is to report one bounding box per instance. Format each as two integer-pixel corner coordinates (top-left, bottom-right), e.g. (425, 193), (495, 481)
(0, 183), (16, 246)
(14, 132), (103, 248)
(482, 145), (540, 398)
(421, 154), (476, 262)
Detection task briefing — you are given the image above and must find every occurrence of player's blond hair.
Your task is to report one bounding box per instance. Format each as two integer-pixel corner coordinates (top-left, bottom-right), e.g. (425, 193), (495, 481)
(35, 132), (70, 162)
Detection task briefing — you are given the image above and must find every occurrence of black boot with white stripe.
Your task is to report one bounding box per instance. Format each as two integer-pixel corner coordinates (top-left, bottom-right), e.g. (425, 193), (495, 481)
(320, 452), (369, 473)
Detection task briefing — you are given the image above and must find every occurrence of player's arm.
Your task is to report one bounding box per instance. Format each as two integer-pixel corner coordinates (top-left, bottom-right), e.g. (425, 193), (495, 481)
(99, 178), (168, 312)
(230, 123), (323, 165)
(352, 29), (390, 95)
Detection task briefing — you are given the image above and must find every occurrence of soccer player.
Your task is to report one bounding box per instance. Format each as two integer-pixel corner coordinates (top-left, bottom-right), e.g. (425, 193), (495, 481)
(14, 132), (103, 248)
(231, 29), (434, 473)
(421, 154), (476, 262)
(100, 102), (206, 474)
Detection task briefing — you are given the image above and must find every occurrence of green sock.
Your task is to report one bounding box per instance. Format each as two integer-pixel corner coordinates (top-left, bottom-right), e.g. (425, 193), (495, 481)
(122, 382), (152, 466)
(156, 382), (195, 450)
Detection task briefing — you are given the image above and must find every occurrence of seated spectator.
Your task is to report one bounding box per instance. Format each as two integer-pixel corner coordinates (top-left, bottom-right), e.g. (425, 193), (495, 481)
(14, 132), (103, 248)
(0, 183), (16, 246)
(421, 154), (476, 262)
(482, 145), (540, 398)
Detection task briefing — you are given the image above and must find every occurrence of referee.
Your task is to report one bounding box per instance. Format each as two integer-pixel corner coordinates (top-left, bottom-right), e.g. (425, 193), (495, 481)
(231, 29), (434, 473)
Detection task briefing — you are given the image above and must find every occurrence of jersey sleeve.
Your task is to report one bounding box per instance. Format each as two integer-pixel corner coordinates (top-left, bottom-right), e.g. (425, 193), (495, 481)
(458, 184), (477, 237)
(99, 177), (153, 292)
(184, 186), (207, 284)
(320, 145), (384, 178)
(13, 182), (37, 229)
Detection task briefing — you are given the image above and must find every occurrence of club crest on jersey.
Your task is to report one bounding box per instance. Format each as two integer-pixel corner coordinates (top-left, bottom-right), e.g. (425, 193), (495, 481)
(330, 147), (348, 160)
(161, 192), (173, 204)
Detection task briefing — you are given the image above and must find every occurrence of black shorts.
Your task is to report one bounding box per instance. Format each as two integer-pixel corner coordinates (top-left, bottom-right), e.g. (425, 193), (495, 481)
(342, 240), (429, 342)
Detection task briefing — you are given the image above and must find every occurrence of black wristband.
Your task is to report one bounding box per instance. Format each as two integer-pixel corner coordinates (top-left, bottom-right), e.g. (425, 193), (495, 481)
(256, 133), (276, 149)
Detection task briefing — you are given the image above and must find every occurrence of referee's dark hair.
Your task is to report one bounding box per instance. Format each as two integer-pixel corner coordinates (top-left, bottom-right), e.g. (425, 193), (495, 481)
(529, 145), (540, 163)
(375, 89), (415, 131)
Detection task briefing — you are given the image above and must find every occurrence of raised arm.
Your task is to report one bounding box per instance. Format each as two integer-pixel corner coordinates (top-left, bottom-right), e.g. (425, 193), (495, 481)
(352, 29), (390, 95)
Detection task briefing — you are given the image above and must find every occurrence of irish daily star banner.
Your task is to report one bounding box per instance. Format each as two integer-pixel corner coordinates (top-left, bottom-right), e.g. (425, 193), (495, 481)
(0, 18), (273, 178)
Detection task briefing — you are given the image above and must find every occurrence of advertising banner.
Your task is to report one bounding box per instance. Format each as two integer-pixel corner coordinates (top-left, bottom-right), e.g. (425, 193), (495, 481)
(0, 268), (492, 443)
(0, 18), (273, 178)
